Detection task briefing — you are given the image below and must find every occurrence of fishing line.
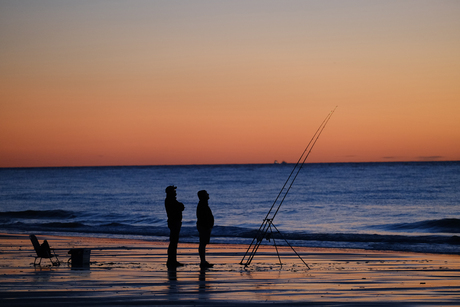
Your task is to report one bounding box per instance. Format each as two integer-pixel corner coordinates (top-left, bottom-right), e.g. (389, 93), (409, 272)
(271, 106), (337, 219)
(240, 106), (337, 267)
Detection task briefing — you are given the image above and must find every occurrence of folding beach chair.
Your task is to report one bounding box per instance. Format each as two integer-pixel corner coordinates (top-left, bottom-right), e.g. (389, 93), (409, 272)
(29, 234), (60, 266)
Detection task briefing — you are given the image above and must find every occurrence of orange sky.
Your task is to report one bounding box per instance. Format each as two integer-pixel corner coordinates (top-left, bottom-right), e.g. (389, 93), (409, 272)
(1, 1), (459, 167)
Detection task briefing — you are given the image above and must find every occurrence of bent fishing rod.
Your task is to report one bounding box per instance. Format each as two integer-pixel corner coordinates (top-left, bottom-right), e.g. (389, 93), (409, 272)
(240, 106), (337, 267)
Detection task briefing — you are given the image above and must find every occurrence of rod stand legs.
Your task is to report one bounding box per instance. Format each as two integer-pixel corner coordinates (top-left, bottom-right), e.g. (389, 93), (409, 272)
(240, 218), (309, 269)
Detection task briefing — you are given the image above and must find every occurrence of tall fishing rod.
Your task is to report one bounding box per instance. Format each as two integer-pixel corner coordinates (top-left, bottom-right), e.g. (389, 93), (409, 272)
(240, 106), (337, 267)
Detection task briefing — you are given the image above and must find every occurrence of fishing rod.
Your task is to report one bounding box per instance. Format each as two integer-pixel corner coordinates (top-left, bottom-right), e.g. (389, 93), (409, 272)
(240, 106), (337, 267)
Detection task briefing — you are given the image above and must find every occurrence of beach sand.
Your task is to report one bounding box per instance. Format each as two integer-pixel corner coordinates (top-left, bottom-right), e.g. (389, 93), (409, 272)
(1, 233), (459, 306)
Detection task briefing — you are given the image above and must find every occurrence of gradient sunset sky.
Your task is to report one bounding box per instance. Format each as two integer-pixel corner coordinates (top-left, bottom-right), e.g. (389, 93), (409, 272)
(1, 0), (459, 167)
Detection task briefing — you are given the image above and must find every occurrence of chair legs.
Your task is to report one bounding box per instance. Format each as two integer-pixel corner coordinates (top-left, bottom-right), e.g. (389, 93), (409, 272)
(33, 257), (41, 266)
(50, 253), (60, 266)
(33, 253), (60, 266)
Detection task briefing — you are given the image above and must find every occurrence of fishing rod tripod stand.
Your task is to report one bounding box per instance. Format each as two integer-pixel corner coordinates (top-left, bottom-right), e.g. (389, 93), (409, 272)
(244, 218), (310, 268)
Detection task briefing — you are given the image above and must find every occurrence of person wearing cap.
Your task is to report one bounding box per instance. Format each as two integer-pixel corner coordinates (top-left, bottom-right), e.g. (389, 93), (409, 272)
(165, 185), (185, 267)
(196, 190), (214, 268)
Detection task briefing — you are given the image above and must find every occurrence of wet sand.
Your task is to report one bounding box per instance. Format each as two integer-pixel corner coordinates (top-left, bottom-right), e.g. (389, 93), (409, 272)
(1, 232), (459, 306)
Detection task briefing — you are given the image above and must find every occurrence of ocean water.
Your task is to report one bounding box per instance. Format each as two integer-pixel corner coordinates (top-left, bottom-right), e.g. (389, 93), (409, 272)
(0, 162), (459, 254)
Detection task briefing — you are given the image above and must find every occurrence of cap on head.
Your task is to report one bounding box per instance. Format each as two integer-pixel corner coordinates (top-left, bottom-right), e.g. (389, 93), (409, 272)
(165, 186), (177, 194)
(197, 190), (208, 200)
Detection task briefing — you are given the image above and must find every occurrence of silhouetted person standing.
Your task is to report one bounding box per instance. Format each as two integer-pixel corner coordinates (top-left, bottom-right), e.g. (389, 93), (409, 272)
(165, 185), (185, 268)
(196, 190), (214, 268)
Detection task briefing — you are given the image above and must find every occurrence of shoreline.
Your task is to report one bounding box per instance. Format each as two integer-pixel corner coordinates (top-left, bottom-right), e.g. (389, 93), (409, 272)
(1, 232), (459, 306)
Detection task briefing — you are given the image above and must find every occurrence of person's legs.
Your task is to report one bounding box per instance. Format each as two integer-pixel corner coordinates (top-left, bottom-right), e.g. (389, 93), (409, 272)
(198, 241), (206, 263)
(167, 224), (182, 266)
(198, 228), (212, 267)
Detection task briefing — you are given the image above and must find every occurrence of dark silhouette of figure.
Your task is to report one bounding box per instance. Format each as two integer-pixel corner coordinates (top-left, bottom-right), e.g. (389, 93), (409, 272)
(165, 185), (185, 268)
(196, 190), (214, 268)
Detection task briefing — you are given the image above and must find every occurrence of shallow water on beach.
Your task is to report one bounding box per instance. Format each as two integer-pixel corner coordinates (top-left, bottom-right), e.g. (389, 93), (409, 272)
(2, 235), (460, 306)
(0, 162), (459, 254)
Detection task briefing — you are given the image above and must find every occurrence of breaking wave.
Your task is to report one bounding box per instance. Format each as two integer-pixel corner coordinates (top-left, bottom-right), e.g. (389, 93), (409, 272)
(1, 217), (458, 255)
(387, 218), (460, 233)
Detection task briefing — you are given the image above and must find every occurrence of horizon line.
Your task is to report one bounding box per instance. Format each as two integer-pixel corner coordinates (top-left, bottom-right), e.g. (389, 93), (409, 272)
(1, 160), (459, 170)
